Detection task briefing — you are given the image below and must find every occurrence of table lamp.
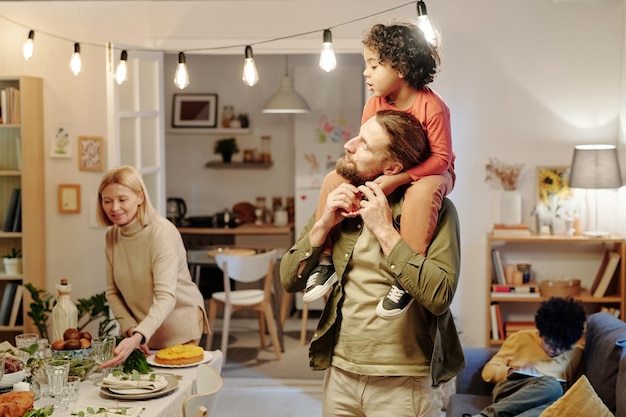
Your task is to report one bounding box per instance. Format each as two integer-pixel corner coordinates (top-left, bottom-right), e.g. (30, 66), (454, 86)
(569, 144), (623, 237)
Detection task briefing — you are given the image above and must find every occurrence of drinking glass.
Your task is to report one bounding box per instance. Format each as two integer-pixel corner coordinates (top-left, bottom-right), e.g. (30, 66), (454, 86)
(15, 333), (38, 361)
(44, 359), (70, 411)
(61, 375), (80, 407)
(90, 336), (116, 386)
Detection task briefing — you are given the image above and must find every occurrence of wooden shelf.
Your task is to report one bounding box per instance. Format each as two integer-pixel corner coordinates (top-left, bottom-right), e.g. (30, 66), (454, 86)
(205, 161), (273, 169)
(486, 233), (625, 346)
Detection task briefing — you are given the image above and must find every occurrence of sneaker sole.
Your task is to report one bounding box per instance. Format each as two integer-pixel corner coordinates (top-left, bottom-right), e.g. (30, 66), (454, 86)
(375, 298), (414, 320)
(303, 272), (338, 303)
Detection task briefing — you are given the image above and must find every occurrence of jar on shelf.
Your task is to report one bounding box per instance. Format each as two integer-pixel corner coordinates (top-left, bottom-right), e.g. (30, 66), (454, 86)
(238, 114), (250, 128)
(222, 105), (234, 128)
(261, 135), (272, 163)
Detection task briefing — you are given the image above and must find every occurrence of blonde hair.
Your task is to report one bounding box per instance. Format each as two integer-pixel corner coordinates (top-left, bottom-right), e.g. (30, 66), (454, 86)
(96, 165), (158, 227)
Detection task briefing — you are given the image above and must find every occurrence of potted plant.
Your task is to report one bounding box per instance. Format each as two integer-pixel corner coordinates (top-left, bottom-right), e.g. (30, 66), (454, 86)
(3, 247), (22, 275)
(214, 137), (239, 163)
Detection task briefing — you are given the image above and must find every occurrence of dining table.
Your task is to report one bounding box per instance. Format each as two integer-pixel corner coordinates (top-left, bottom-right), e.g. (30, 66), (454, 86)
(33, 349), (223, 417)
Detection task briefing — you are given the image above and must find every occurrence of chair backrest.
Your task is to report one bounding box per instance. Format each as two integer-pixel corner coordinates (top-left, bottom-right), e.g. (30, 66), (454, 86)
(215, 249), (277, 283)
(182, 364), (223, 417)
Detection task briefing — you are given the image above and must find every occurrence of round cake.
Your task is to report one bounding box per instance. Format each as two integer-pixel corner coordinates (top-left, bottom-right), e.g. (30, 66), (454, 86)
(155, 344), (204, 366)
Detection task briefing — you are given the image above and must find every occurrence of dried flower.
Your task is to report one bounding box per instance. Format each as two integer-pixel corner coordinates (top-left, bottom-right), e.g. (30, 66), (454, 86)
(485, 158), (524, 191)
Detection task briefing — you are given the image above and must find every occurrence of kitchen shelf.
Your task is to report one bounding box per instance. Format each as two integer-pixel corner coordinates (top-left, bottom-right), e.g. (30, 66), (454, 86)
(205, 161), (273, 169)
(166, 128), (251, 135)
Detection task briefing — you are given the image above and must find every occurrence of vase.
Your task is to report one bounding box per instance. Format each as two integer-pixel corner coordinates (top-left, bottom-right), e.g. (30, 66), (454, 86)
(221, 152), (232, 163)
(3, 258), (21, 275)
(500, 190), (522, 226)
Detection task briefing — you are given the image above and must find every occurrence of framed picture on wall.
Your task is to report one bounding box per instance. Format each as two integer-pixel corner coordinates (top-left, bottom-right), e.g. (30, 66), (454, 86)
(78, 136), (104, 171)
(58, 184), (81, 213)
(172, 93), (218, 128)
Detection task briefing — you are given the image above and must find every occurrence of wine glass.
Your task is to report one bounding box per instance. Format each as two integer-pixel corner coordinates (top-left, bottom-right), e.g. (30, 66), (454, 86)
(90, 336), (116, 386)
(44, 359), (70, 411)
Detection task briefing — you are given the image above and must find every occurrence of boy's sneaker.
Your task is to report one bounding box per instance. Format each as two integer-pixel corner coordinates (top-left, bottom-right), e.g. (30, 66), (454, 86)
(302, 264), (338, 303)
(376, 278), (414, 320)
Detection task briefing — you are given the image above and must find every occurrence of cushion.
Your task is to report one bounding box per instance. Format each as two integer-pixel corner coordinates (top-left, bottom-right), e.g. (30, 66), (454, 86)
(455, 347), (498, 396)
(539, 375), (613, 417)
(585, 312), (626, 412)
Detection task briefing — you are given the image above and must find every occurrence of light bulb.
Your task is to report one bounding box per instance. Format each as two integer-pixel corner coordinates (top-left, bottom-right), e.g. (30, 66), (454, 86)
(69, 43), (82, 76)
(174, 51), (189, 89)
(115, 50), (128, 85)
(22, 30), (34, 61)
(319, 29), (337, 72)
(416, 1), (437, 46)
(242, 45), (259, 86)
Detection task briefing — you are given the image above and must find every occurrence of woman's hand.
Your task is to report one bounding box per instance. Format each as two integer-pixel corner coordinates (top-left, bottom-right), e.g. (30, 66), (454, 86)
(98, 332), (146, 369)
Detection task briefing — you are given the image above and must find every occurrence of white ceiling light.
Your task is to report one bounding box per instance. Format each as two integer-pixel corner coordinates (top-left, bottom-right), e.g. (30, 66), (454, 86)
(262, 56), (310, 114)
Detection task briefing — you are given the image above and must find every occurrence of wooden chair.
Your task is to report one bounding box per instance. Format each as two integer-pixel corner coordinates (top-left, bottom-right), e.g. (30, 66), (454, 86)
(181, 364), (223, 417)
(207, 249), (282, 362)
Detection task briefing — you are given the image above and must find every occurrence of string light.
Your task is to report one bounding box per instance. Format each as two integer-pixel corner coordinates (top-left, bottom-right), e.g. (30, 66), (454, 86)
(22, 30), (34, 61)
(319, 29), (337, 72)
(69, 42), (81, 76)
(416, 1), (437, 45)
(114, 50), (128, 85)
(174, 52), (189, 89)
(0, 1), (427, 87)
(242, 45), (259, 86)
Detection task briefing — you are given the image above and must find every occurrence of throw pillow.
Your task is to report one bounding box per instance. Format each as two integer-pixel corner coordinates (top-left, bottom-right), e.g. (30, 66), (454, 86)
(539, 375), (614, 417)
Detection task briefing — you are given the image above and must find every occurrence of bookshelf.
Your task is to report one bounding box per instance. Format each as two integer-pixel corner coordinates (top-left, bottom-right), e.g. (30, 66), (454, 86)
(0, 76), (45, 339)
(486, 233), (625, 346)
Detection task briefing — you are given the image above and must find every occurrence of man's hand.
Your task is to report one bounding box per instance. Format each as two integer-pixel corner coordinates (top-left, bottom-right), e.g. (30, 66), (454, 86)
(309, 182), (361, 246)
(358, 181), (401, 254)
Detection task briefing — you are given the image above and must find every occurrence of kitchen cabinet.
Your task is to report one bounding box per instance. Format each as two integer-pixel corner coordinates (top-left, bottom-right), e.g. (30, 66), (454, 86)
(179, 223), (294, 250)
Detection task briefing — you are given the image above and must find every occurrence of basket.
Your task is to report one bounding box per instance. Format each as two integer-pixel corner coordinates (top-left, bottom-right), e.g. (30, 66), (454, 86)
(540, 279), (581, 297)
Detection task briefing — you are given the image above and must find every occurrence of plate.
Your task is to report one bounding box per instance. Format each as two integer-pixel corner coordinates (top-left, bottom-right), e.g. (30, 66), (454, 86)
(146, 350), (212, 368)
(108, 376), (168, 395)
(100, 375), (178, 400)
(0, 370), (25, 389)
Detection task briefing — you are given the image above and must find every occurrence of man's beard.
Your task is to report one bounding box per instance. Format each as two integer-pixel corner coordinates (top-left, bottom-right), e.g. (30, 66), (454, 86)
(335, 157), (378, 186)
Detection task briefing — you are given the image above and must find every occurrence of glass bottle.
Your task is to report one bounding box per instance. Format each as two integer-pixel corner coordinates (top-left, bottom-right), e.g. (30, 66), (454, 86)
(261, 135), (272, 163)
(52, 278), (78, 342)
(222, 106), (234, 128)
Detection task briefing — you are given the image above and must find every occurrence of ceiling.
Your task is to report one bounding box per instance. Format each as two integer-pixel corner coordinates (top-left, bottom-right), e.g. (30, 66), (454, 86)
(0, 1), (420, 54)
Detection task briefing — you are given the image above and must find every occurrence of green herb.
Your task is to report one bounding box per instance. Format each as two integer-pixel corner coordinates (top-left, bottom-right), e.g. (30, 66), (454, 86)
(71, 406), (129, 416)
(122, 348), (152, 374)
(23, 406), (54, 417)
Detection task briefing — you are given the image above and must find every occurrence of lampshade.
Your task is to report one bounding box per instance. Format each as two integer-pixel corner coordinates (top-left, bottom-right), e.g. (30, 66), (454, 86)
(569, 144), (623, 189)
(262, 76), (310, 113)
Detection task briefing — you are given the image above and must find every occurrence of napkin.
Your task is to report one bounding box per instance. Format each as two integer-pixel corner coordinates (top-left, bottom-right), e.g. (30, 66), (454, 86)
(102, 374), (167, 391)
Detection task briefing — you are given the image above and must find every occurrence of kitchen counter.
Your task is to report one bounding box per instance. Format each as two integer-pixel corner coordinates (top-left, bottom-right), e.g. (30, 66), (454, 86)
(178, 223), (293, 235)
(179, 223), (294, 250)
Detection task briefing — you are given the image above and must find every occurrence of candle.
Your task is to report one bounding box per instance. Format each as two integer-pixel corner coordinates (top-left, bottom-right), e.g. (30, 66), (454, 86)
(13, 382), (30, 392)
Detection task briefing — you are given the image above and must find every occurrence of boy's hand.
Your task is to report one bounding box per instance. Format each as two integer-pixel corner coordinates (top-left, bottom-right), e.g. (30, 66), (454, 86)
(374, 172), (412, 195)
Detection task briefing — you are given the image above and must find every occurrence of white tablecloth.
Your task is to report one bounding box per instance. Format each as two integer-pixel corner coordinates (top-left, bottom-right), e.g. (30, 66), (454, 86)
(36, 350), (223, 417)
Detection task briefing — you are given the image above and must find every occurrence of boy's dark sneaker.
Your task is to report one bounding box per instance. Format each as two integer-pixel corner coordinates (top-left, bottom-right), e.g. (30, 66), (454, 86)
(376, 278), (414, 320)
(302, 264), (338, 303)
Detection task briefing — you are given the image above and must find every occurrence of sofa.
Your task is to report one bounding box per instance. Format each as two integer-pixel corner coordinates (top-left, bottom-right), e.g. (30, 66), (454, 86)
(446, 312), (626, 417)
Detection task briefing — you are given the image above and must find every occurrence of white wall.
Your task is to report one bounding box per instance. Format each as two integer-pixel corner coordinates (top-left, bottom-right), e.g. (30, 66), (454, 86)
(0, 0), (625, 348)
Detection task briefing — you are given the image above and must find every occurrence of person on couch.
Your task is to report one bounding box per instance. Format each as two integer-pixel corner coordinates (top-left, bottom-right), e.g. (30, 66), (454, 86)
(467, 297), (586, 417)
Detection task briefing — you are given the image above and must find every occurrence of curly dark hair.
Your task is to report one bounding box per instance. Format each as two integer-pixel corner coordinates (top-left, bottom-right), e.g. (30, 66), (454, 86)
(535, 297), (586, 352)
(362, 22), (440, 90)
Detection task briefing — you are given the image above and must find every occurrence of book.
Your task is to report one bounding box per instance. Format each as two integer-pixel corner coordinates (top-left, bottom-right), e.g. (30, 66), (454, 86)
(11, 190), (21, 232)
(0, 283), (17, 325)
(8, 285), (23, 326)
(495, 303), (504, 340)
(492, 284), (540, 293)
(490, 303), (500, 340)
(600, 306), (621, 318)
(504, 321), (535, 337)
(491, 291), (541, 298)
(2, 188), (20, 232)
(591, 251), (620, 297)
(491, 249), (506, 285)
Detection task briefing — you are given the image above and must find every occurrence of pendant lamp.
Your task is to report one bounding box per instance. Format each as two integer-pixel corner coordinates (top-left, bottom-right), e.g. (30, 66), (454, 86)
(262, 56), (310, 114)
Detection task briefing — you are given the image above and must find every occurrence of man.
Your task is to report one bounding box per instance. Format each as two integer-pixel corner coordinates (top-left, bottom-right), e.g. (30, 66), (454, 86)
(468, 297), (586, 417)
(280, 110), (464, 417)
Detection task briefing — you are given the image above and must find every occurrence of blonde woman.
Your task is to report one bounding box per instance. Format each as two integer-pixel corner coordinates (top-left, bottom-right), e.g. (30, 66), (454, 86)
(96, 165), (207, 368)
